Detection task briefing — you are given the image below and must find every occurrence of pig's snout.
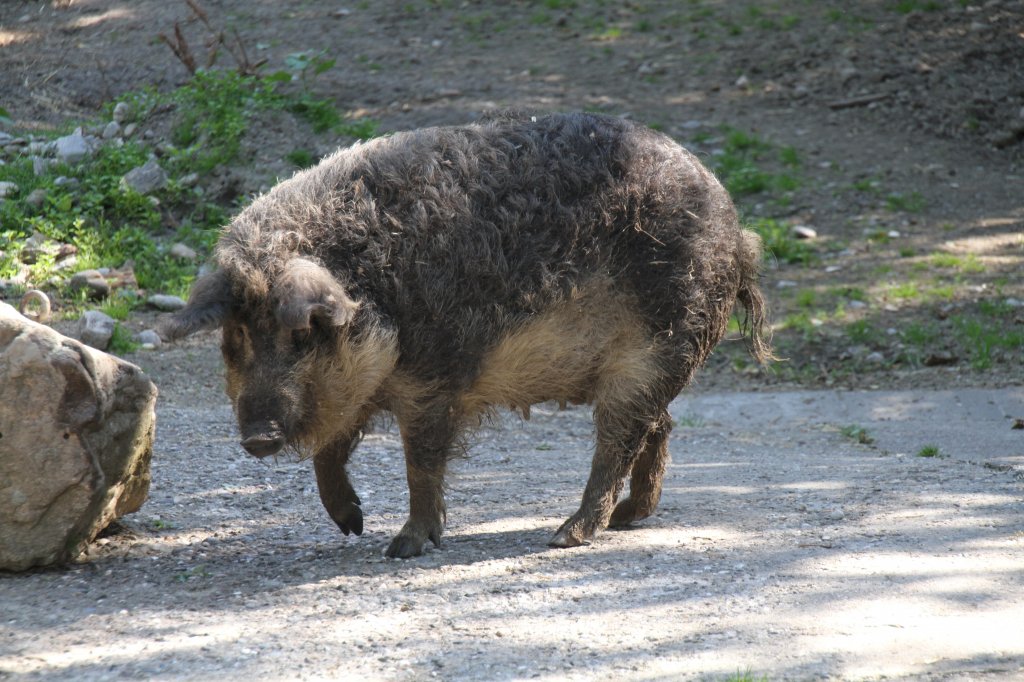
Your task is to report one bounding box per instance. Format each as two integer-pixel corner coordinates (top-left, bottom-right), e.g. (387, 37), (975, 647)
(240, 428), (286, 458)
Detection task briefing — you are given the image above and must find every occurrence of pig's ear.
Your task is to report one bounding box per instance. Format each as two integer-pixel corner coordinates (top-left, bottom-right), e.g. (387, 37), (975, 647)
(276, 258), (359, 330)
(158, 269), (233, 340)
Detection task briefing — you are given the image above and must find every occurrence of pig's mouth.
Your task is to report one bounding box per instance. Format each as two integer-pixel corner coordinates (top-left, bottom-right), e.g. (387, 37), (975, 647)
(240, 422), (287, 458)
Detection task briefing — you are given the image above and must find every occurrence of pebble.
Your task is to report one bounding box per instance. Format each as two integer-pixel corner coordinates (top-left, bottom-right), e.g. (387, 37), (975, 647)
(112, 102), (131, 124)
(32, 156), (50, 176)
(69, 270), (112, 299)
(77, 310), (116, 351)
(776, 280), (798, 289)
(134, 329), (163, 349)
(0, 181), (18, 198)
(123, 123), (137, 138)
(847, 300), (868, 309)
(102, 121), (121, 140)
(54, 128), (91, 164)
(121, 159), (168, 195)
(792, 225), (817, 240)
(865, 352), (885, 364)
(25, 188), (47, 208)
(169, 243), (198, 261)
(148, 294), (187, 311)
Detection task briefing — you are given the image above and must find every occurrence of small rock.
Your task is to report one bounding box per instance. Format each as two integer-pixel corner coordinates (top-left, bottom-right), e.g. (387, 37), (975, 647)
(55, 243), (78, 261)
(134, 329), (162, 349)
(123, 123), (137, 138)
(69, 270), (111, 300)
(865, 351), (885, 364)
(102, 121), (121, 140)
(828, 509), (846, 521)
(25, 188), (47, 209)
(735, 75), (750, 88)
(54, 128), (91, 165)
(169, 243), (198, 261)
(332, 8), (351, 17)
(887, 230), (901, 238)
(147, 294), (187, 312)
(824, 265), (842, 273)
(1005, 298), (1022, 308)
(792, 225), (817, 240)
(54, 176), (80, 188)
(179, 172), (200, 188)
(0, 181), (18, 198)
(923, 351), (957, 367)
(121, 159), (168, 195)
(32, 156), (50, 176)
(847, 300), (867, 309)
(77, 310), (116, 351)
(112, 102), (131, 124)
(776, 280), (798, 289)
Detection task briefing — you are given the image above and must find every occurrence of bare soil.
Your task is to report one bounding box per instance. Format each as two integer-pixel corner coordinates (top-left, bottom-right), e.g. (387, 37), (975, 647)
(1, 1), (1023, 680)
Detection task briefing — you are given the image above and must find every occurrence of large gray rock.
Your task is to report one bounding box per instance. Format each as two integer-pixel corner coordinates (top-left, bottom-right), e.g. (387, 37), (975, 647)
(120, 159), (167, 195)
(54, 128), (91, 165)
(0, 302), (157, 571)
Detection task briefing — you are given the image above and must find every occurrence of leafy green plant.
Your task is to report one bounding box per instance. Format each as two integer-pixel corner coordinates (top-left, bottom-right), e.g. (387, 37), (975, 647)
(845, 319), (875, 344)
(108, 322), (140, 355)
(841, 424), (875, 445)
(885, 191), (925, 213)
(917, 444), (940, 458)
(286, 149), (316, 168)
(748, 218), (815, 265)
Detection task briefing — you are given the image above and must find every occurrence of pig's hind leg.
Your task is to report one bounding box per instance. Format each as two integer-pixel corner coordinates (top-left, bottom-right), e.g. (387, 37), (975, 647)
(549, 401), (664, 547)
(314, 435), (364, 537)
(608, 409), (671, 528)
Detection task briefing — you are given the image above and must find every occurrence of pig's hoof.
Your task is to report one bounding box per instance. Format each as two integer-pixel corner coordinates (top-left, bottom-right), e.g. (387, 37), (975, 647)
(385, 520), (442, 559)
(608, 498), (646, 528)
(330, 501), (363, 536)
(547, 518), (593, 548)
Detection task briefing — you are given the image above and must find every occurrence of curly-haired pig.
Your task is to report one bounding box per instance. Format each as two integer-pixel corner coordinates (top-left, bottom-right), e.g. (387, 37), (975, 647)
(161, 111), (773, 558)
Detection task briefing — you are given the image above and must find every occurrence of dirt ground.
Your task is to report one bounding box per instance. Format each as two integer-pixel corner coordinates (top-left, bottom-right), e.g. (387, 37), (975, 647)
(2, 339), (1023, 680)
(2, 1), (1024, 680)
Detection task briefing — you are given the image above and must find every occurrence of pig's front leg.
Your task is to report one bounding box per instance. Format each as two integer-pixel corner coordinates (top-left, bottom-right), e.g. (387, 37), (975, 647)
(386, 403), (456, 558)
(314, 435), (364, 537)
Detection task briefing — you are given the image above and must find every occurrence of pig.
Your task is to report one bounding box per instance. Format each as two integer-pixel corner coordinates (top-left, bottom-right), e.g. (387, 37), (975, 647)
(161, 111), (773, 558)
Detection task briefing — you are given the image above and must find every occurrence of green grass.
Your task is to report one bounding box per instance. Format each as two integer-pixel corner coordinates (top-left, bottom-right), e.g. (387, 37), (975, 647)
(108, 322), (140, 355)
(845, 319), (876, 344)
(952, 315), (1024, 370)
(841, 424), (875, 445)
(286, 149), (316, 168)
(712, 127), (801, 201)
(748, 218), (815, 265)
(885, 191), (925, 213)
(0, 62), (377, 305)
(929, 252), (986, 273)
(917, 444), (941, 458)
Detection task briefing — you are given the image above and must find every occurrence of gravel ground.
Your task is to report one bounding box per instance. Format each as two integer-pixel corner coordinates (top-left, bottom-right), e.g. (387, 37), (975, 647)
(2, 343), (1022, 681)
